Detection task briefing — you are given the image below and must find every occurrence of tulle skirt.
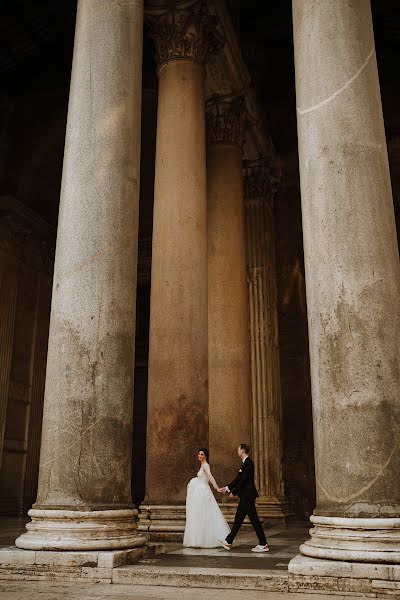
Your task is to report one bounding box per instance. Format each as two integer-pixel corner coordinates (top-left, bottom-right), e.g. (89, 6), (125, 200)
(183, 478), (231, 548)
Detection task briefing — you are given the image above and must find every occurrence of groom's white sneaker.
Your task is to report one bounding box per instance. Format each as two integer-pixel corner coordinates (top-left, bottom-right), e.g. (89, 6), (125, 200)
(251, 544), (270, 553)
(217, 539), (232, 550)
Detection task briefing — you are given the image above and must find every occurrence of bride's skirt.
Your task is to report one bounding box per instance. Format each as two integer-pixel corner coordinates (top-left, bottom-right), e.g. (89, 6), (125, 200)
(183, 478), (231, 548)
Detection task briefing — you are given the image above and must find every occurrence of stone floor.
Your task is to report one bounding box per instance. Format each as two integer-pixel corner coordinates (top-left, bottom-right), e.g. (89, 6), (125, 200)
(141, 522), (309, 571)
(0, 581), (358, 600)
(2, 518), (391, 598)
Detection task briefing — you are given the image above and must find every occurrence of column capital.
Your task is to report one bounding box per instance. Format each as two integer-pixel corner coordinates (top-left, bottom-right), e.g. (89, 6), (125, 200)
(147, 1), (224, 70)
(243, 160), (280, 200)
(205, 94), (248, 149)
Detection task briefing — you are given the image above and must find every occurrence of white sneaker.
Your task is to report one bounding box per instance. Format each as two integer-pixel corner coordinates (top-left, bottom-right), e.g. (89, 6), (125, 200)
(217, 539), (232, 550)
(251, 544), (270, 553)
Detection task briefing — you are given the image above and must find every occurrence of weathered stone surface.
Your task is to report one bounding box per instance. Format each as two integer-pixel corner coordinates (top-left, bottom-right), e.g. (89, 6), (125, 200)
(145, 56), (209, 508)
(113, 565), (289, 591)
(289, 554), (400, 581)
(206, 97), (251, 486)
(0, 549), (36, 565)
(291, 0), (400, 566)
(0, 542), (164, 582)
(16, 0), (145, 551)
(244, 162), (289, 517)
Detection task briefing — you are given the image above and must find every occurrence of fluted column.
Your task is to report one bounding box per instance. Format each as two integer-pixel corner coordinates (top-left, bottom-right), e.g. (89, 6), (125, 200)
(244, 162), (290, 520)
(141, 2), (223, 539)
(206, 95), (251, 493)
(16, 0), (144, 551)
(291, 0), (400, 568)
(0, 253), (18, 470)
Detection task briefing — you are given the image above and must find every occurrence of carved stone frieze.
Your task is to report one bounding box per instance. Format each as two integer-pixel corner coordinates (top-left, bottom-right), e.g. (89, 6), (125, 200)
(148, 1), (224, 69)
(205, 94), (248, 148)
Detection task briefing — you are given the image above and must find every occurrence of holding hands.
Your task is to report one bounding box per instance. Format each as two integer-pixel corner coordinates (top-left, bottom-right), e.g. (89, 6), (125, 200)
(218, 486), (234, 498)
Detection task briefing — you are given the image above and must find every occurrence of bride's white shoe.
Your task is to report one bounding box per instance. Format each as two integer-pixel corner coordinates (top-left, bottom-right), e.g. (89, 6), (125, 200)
(217, 538), (232, 550)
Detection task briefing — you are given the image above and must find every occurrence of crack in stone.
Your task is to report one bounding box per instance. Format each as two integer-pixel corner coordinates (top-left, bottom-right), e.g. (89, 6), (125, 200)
(316, 436), (399, 504)
(297, 48), (374, 115)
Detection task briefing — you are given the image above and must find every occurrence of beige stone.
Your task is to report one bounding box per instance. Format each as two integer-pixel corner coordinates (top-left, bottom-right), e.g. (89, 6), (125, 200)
(243, 162), (290, 519)
(16, 0), (145, 551)
(206, 96), (251, 486)
(291, 0), (400, 564)
(144, 2), (223, 537)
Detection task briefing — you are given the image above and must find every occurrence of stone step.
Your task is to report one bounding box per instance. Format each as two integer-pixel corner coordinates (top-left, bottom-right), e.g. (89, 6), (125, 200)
(112, 563), (289, 591)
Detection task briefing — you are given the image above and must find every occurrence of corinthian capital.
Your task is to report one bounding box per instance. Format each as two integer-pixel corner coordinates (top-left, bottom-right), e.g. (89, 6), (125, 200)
(147, 1), (224, 69)
(205, 95), (248, 149)
(243, 161), (280, 201)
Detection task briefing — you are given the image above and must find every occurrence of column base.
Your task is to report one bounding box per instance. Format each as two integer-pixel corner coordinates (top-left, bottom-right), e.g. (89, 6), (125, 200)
(289, 554), (400, 596)
(0, 542), (165, 583)
(300, 515), (400, 563)
(138, 504), (186, 542)
(138, 498), (294, 541)
(15, 508), (146, 551)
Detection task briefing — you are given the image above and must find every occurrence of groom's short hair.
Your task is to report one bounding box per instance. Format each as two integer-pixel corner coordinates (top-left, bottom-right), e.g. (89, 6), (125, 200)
(239, 443), (250, 454)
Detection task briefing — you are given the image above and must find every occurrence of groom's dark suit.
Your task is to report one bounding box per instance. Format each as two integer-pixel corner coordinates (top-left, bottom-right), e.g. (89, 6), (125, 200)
(225, 456), (266, 546)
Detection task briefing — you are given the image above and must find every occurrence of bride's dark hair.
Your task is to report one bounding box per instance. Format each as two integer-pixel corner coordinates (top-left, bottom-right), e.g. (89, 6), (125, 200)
(199, 447), (209, 462)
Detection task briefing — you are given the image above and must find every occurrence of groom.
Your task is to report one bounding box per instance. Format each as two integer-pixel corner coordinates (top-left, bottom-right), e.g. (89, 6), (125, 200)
(217, 444), (269, 553)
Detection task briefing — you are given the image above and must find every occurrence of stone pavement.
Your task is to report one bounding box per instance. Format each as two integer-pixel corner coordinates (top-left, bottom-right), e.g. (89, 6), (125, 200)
(2, 519), (397, 597)
(0, 581), (356, 600)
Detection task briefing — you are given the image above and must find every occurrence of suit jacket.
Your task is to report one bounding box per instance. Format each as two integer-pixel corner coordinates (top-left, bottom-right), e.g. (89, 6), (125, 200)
(227, 457), (259, 501)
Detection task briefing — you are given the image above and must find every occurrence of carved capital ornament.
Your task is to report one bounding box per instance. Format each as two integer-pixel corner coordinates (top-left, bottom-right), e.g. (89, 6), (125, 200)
(205, 95), (248, 149)
(148, 1), (224, 69)
(243, 162), (280, 201)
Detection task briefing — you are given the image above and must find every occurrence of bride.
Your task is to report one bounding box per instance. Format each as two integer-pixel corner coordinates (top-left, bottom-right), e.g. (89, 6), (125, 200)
(183, 448), (230, 548)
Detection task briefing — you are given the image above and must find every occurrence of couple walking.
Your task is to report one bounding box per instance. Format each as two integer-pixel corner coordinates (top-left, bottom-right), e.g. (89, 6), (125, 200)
(183, 444), (269, 552)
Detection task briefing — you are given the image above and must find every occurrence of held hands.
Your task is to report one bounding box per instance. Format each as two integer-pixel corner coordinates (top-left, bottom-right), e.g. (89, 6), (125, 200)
(217, 487), (235, 498)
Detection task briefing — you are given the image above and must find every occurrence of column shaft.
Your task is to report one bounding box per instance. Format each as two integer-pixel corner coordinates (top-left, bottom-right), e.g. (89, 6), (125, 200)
(142, 3), (223, 539)
(244, 163), (289, 519)
(146, 58), (208, 505)
(0, 254), (18, 470)
(292, 0), (400, 563)
(16, 0), (144, 551)
(207, 141), (250, 486)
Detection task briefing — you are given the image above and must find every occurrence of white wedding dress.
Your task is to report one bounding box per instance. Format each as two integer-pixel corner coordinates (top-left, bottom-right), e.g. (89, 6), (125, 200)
(183, 462), (230, 548)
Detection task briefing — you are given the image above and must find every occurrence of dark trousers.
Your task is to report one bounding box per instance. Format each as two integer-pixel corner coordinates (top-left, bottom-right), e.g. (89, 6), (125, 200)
(226, 498), (266, 546)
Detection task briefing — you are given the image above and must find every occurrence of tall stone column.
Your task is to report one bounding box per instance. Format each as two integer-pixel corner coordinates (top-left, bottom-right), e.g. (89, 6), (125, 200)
(243, 162), (291, 520)
(141, 3), (223, 539)
(206, 96), (251, 499)
(291, 0), (400, 570)
(16, 0), (144, 550)
(0, 253), (18, 470)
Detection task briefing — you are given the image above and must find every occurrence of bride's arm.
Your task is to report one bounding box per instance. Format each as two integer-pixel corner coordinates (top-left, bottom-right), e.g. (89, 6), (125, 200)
(203, 463), (219, 490)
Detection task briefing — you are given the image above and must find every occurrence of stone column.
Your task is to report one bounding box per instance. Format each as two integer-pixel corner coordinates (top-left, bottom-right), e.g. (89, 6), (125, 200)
(291, 0), (400, 569)
(16, 0), (145, 550)
(0, 253), (18, 470)
(141, 3), (223, 539)
(206, 96), (251, 500)
(243, 162), (291, 520)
